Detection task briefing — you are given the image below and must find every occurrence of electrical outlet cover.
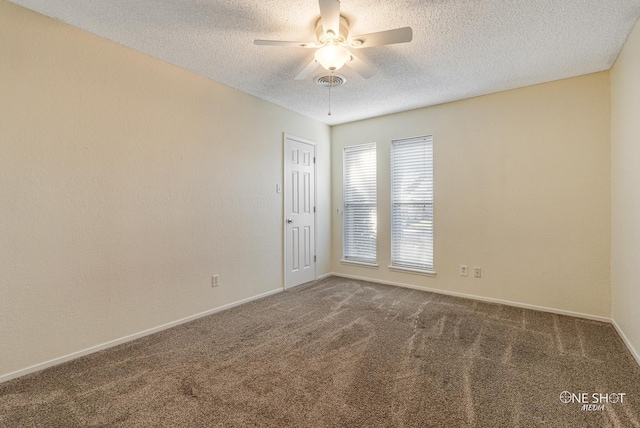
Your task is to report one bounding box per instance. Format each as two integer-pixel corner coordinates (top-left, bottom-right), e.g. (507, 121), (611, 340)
(460, 265), (468, 276)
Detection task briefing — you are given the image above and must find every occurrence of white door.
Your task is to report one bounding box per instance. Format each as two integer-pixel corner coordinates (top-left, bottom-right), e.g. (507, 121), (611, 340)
(284, 135), (316, 289)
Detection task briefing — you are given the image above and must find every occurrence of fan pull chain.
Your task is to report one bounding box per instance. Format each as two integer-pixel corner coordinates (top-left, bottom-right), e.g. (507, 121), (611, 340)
(328, 72), (333, 116)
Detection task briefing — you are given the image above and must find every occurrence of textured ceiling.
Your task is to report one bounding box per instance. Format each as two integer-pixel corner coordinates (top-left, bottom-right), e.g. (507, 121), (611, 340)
(9, 0), (640, 125)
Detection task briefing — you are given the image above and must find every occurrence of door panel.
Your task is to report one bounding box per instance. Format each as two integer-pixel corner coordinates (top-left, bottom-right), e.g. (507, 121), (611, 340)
(284, 135), (316, 288)
(292, 171), (299, 214)
(303, 173), (310, 213)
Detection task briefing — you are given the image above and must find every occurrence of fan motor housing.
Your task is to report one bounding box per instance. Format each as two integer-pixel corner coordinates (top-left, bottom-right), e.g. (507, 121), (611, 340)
(316, 16), (350, 43)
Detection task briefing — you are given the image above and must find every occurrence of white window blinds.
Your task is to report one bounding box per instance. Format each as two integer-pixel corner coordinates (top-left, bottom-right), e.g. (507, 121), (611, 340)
(343, 143), (377, 264)
(391, 136), (433, 271)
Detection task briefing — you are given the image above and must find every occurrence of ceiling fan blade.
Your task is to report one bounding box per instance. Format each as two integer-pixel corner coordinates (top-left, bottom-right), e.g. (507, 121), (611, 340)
(349, 27), (413, 48)
(318, 0), (340, 36)
(254, 40), (319, 48)
(294, 59), (320, 80)
(346, 53), (376, 79)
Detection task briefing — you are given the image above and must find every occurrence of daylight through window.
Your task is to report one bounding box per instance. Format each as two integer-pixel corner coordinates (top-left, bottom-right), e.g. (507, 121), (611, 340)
(391, 136), (433, 271)
(343, 143), (377, 264)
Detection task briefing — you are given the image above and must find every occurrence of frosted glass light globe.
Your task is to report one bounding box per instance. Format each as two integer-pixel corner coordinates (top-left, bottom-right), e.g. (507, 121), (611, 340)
(315, 44), (351, 71)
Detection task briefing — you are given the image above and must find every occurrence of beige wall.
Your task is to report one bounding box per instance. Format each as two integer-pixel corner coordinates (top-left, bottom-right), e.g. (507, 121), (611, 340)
(611, 18), (640, 363)
(331, 73), (611, 318)
(0, 2), (331, 379)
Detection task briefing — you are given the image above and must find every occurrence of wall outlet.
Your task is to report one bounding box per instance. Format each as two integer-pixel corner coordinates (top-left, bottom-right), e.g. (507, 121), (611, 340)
(212, 274), (220, 287)
(460, 265), (468, 276)
(474, 268), (482, 278)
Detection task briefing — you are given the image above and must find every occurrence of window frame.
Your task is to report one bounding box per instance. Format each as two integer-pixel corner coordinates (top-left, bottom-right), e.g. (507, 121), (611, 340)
(342, 143), (378, 266)
(390, 135), (434, 275)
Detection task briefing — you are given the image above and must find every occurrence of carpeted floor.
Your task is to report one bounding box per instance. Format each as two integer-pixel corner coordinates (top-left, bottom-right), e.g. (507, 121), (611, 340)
(1, 276), (639, 427)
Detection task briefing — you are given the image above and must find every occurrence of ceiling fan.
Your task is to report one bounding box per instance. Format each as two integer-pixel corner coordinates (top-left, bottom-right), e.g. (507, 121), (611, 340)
(254, 0), (413, 80)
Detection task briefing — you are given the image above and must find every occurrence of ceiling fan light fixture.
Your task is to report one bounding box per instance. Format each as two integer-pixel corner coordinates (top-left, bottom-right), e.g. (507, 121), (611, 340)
(314, 43), (351, 71)
(255, 0), (413, 81)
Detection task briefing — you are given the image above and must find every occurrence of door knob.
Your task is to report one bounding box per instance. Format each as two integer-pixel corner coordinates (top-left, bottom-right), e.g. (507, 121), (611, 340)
(286, 218), (294, 224)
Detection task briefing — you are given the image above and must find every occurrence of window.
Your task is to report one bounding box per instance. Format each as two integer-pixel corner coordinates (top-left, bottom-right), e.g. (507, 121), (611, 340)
(391, 136), (434, 272)
(343, 143), (377, 264)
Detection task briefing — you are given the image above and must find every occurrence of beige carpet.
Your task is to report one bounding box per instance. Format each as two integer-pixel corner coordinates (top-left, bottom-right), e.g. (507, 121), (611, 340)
(1, 276), (639, 427)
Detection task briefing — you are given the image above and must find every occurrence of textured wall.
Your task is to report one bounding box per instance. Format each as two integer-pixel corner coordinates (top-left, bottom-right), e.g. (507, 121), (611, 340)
(331, 73), (611, 318)
(0, 2), (330, 379)
(611, 17), (640, 363)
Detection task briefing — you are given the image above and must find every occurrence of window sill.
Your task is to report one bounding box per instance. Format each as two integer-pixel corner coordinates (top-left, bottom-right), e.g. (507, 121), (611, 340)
(341, 260), (379, 269)
(388, 265), (436, 277)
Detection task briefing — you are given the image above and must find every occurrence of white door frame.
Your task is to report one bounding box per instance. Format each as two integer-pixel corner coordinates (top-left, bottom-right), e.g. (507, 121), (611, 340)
(283, 133), (317, 289)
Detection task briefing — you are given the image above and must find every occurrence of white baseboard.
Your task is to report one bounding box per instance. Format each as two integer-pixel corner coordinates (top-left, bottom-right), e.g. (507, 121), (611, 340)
(329, 272), (611, 323)
(611, 318), (640, 367)
(316, 272), (333, 281)
(0, 287), (283, 384)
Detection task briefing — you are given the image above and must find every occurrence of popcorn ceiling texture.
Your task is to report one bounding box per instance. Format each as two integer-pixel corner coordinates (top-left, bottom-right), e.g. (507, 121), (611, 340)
(7, 0), (640, 125)
(1, 277), (639, 426)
